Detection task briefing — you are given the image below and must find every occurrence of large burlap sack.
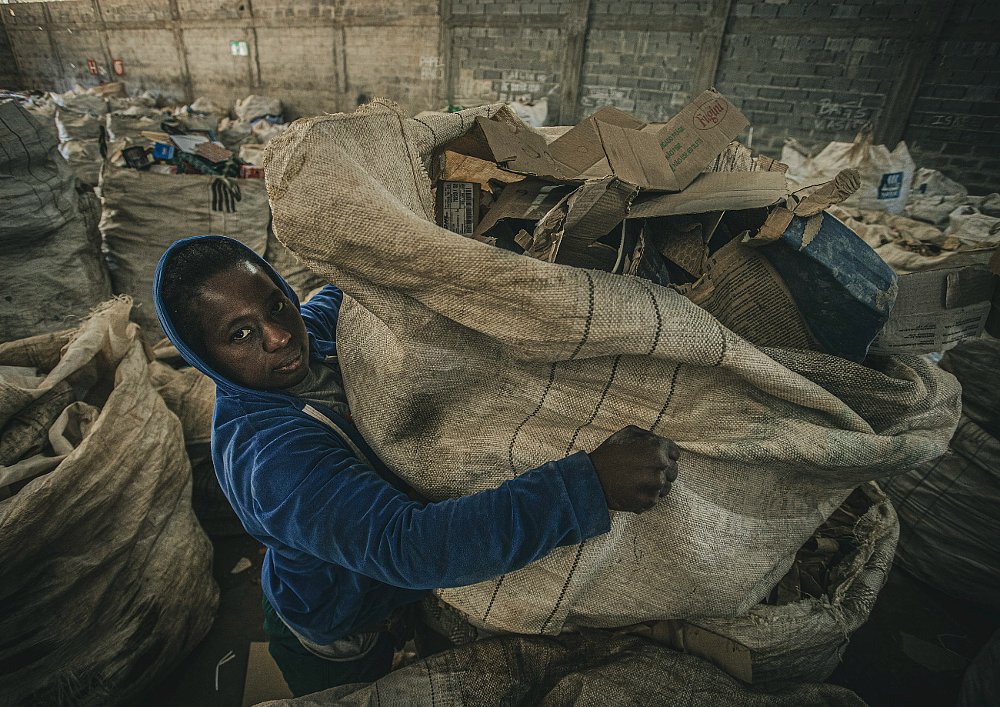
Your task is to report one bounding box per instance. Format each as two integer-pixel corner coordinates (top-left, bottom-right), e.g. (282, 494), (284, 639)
(263, 101), (960, 636)
(1, 103), (112, 343)
(0, 299), (218, 705)
(681, 482), (898, 685)
(421, 482), (898, 686)
(258, 631), (865, 707)
(99, 167), (271, 340)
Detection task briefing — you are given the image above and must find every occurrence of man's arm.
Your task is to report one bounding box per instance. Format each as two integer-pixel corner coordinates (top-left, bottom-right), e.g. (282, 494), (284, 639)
(298, 284), (343, 343)
(252, 421), (676, 590)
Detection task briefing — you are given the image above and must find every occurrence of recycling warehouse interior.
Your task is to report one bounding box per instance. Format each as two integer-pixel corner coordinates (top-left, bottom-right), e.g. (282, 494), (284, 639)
(1, 1), (998, 706)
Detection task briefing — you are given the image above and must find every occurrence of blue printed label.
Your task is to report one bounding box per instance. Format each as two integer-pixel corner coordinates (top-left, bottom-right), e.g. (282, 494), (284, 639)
(878, 171), (904, 200)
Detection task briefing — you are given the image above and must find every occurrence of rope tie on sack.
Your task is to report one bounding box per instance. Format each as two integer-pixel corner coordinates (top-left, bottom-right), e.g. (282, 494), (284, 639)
(211, 177), (242, 213)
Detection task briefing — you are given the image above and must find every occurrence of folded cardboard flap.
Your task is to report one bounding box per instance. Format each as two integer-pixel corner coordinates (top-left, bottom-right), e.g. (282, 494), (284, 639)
(467, 89), (749, 193)
(629, 171), (787, 219)
(473, 179), (575, 238)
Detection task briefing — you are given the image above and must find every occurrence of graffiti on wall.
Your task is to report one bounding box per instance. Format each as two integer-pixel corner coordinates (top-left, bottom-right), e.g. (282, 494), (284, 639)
(813, 97), (875, 132)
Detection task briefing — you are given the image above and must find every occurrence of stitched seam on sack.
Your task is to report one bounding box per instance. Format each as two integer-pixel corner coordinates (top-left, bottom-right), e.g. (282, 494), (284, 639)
(485, 362), (560, 623)
(399, 111), (435, 221)
(569, 271), (595, 361)
(641, 282), (663, 357)
(539, 355), (622, 634)
(426, 662), (436, 706)
(411, 116), (438, 146)
(652, 363), (682, 433)
(713, 329), (728, 368)
(567, 355), (622, 452)
(541, 541), (587, 634)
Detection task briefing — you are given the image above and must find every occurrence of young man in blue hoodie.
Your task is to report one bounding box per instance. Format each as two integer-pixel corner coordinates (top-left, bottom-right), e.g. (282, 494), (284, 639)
(153, 235), (680, 695)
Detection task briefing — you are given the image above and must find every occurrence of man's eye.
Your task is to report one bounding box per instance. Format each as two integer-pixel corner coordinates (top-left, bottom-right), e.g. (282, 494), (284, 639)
(231, 327), (251, 342)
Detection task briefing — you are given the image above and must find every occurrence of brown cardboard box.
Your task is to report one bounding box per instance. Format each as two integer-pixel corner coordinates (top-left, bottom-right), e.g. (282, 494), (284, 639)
(870, 248), (998, 354)
(467, 89), (749, 193)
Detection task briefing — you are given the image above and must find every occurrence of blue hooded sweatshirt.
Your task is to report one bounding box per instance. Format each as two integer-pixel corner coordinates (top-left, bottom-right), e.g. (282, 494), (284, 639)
(152, 235), (612, 645)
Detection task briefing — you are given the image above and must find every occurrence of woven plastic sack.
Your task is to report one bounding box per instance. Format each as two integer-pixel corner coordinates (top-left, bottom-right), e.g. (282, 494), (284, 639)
(258, 631), (865, 707)
(885, 336), (1000, 612)
(99, 167), (271, 340)
(0, 299), (218, 705)
(0, 100), (78, 243)
(1, 102), (112, 342)
(263, 101), (960, 636)
(783, 133), (915, 214)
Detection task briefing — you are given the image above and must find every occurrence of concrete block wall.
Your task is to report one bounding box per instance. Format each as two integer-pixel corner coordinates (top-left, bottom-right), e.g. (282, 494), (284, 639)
(2, 0), (998, 191)
(1, 0), (442, 118)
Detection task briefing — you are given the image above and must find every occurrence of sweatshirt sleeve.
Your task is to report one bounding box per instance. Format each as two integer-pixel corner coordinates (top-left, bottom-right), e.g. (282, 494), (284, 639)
(251, 420), (611, 590)
(298, 285), (343, 343)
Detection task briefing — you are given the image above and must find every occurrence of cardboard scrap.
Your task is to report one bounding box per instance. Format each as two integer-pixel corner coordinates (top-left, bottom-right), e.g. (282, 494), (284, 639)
(474, 179), (575, 239)
(629, 171), (787, 219)
(436, 181), (480, 237)
(870, 249), (997, 354)
(467, 89), (749, 193)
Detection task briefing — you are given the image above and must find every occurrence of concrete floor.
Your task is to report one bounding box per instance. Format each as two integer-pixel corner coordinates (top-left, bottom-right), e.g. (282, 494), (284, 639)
(132, 529), (999, 707)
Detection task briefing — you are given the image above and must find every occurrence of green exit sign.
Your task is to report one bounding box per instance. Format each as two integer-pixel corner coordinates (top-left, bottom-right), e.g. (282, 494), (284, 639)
(229, 40), (249, 57)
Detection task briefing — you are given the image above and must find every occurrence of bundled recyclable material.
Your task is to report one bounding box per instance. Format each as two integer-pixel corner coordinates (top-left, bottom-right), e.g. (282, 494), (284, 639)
(783, 133), (915, 214)
(0, 101), (111, 342)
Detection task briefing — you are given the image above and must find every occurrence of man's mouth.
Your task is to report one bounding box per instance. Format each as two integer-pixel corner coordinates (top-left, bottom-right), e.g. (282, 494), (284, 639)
(273, 348), (303, 374)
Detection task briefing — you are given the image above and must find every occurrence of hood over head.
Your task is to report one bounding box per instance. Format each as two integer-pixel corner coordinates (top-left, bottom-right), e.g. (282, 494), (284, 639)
(153, 235), (302, 397)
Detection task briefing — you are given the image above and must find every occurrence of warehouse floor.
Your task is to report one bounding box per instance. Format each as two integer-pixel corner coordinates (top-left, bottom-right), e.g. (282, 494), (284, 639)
(123, 525), (1000, 707)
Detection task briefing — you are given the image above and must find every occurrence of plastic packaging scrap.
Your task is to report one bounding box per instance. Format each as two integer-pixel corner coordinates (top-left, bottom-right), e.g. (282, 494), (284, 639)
(173, 95), (225, 133)
(261, 97), (960, 657)
(0, 100), (112, 342)
(0, 298), (218, 706)
(234, 94), (283, 124)
(783, 132), (915, 214)
(884, 336), (1000, 614)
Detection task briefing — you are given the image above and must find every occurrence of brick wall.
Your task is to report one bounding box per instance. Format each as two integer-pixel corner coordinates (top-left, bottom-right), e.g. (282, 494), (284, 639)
(3, 0), (998, 192)
(903, 0), (1000, 194)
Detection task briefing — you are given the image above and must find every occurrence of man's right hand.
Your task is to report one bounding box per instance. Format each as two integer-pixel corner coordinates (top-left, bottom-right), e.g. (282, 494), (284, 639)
(588, 425), (680, 514)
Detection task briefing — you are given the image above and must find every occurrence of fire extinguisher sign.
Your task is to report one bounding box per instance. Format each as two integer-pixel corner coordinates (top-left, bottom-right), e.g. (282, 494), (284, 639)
(112, 58), (125, 76)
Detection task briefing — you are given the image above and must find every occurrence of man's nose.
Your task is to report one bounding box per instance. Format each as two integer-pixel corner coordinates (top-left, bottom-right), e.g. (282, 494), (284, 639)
(262, 322), (292, 352)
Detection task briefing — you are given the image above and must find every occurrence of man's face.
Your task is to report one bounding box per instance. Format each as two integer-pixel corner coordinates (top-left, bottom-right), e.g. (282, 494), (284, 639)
(195, 262), (310, 390)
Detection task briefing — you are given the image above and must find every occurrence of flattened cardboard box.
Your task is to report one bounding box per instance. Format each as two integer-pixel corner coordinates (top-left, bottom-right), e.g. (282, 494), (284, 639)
(472, 89), (749, 192)
(871, 248), (998, 354)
